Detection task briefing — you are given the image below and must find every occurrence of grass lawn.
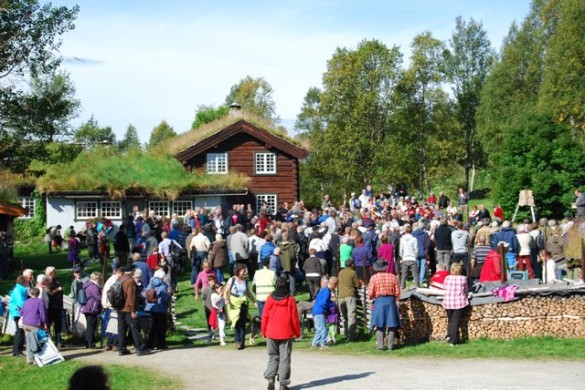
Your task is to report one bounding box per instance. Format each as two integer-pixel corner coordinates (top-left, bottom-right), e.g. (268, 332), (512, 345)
(5, 242), (585, 361)
(0, 355), (180, 390)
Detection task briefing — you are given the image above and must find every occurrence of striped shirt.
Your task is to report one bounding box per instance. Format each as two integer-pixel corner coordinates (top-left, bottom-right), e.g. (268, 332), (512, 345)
(472, 245), (491, 263)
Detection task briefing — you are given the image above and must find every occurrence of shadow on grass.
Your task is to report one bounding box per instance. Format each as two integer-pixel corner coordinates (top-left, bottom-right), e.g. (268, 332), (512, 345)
(293, 372), (375, 389)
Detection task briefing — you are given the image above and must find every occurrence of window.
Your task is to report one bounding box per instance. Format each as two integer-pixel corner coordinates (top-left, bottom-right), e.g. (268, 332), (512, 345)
(18, 197), (35, 218)
(149, 201), (169, 217)
(255, 152), (276, 174)
(206, 153), (228, 174)
(76, 201), (98, 219)
(101, 201), (122, 219)
(256, 194), (277, 215)
(173, 200), (192, 216)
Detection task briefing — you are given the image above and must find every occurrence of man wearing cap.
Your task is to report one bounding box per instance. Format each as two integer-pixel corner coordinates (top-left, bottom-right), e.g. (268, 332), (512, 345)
(368, 259), (401, 350)
(117, 264), (148, 356)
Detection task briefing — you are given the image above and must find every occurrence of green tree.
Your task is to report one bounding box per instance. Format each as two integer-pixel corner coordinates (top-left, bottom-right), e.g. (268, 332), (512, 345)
(394, 32), (449, 194)
(446, 17), (495, 191)
(492, 112), (585, 219)
(147, 120), (176, 150)
(477, 0), (550, 161)
(118, 124), (141, 152)
(225, 76), (279, 125)
(298, 40), (403, 200)
(0, 0), (79, 174)
(539, 0), (585, 136)
(74, 116), (117, 149)
(0, 71), (79, 173)
(0, 0), (79, 79)
(294, 87), (322, 140)
(192, 105), (229, 129)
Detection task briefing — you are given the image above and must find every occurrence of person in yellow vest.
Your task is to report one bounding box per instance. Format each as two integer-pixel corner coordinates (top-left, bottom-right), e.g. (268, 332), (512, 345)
(253, 258), (276, 319)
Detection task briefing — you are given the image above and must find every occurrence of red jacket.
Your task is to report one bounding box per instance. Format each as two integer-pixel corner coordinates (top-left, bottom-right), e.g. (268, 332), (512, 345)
(479, 250), (502, 283)
(261, 294), (301, 340)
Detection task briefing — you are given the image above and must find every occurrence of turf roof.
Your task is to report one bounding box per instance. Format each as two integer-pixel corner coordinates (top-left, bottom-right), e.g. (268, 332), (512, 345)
(37, 148), (249, 199)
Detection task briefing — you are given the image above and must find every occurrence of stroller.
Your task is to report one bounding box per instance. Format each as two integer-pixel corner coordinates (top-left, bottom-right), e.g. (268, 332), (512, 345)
(33, 329), (65, 367)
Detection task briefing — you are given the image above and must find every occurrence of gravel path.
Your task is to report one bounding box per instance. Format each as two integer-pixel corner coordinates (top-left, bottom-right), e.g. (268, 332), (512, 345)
(62, 344), (585, 390)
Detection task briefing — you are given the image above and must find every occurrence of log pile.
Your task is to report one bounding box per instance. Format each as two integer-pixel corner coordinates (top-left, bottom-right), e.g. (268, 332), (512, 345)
(397, 295), (585, 342)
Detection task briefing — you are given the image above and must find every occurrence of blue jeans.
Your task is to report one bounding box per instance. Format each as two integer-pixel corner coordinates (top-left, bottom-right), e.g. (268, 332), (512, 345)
(190, 251), (206, 285)
(215, 267), (225, 284)
(312, 314), (328, 347)
(417, 256), (426, 284)
(257, 300), (265, 319)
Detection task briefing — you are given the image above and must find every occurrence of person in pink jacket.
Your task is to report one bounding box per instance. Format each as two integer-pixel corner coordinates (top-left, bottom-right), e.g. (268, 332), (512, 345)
(261, 276), (301, 390)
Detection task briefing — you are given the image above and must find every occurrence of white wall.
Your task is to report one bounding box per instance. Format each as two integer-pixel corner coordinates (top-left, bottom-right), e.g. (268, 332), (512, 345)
(46, 197), (123, 232)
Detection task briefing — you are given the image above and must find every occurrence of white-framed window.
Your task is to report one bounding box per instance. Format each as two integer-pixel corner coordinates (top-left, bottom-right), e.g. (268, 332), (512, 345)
(173, 200), (192, 216)
(255, 152), (277, 174)
(206, 153), (228, 174)
(256, 194), (277, 215)
(76, 201), (98, 219)
(149, 201), (169, 217)
(18, 197), (35, 218)
(101, 201), (122, 219)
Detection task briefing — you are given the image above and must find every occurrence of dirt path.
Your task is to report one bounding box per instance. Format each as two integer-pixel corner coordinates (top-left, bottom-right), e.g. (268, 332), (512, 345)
(62, 345), (585, 389)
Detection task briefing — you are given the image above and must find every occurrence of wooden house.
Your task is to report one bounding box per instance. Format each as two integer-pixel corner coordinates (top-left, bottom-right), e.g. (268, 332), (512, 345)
(176, 119), (308, 212)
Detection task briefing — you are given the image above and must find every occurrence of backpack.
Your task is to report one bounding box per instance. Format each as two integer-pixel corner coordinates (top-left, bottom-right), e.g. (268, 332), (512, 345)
(76, 282), (88, 305)
(106, 278), (127, 310)
(535, 230), (545, 251)
(145, 287), (157, 303)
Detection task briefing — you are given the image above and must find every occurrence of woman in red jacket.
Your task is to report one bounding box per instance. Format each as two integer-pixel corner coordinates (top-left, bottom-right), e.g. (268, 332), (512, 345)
(261, 276), (301, 390)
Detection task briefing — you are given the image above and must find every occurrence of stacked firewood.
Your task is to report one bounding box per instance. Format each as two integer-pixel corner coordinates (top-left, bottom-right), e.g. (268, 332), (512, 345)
(397, 295), (585, 342)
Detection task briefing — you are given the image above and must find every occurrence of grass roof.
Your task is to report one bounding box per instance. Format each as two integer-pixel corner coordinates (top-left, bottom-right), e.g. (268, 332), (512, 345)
(0, 169), (34, 204)
(37, 148), (249, 200)
(153, 111), (307, 156)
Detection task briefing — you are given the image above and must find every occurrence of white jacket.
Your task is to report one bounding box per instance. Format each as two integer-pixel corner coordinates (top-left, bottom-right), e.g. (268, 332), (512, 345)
(400, 234), (418, 262)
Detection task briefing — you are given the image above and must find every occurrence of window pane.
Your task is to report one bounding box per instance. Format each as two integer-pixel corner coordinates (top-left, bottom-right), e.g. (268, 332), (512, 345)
(207, 153), (227, 174)
(173, 200), (192, 216)
(101, 201), (122, 219)
(149, 201), (169, 217)
(256, 153), (276, 174)
(256, 194), (277, 214)
(18, 197), (35, 218)
(77, 201), (98, 219)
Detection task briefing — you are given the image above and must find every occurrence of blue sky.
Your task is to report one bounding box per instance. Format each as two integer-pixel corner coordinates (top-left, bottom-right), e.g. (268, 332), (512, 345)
(53, 0), (532, 142)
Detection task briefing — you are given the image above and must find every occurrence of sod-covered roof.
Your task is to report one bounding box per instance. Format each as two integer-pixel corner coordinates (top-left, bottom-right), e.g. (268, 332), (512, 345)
(0, 169), (32, 205)
(154, 111), (307, 158)
(37, 148), (249, 200)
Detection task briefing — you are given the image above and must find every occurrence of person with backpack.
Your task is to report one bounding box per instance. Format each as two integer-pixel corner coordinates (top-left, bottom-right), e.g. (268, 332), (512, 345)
(80, 272), (102, 348)
(412, 222), (429, 285)
(68, 266), (88, 335)
(144, 269), (170, 350)
(113, 264), (148, 356)
(102, 268), (120, 351)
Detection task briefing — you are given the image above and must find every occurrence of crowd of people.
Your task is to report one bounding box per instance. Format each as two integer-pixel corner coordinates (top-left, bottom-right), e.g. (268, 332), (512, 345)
(5, 186), (584, 388)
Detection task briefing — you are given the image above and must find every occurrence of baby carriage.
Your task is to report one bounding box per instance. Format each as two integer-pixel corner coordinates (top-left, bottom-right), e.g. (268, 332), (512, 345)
(33, 329), (65, 367)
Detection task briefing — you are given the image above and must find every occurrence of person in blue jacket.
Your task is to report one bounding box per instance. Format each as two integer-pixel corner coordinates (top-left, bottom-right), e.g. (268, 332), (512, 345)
(9, 275), (29, 356)
(311, 276), (338, 349)
(145, 269), (171, 350)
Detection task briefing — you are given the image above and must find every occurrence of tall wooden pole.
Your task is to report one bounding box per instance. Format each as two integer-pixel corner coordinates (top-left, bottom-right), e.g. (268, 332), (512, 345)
(581, 238), (585, 283)
(498, 243), (507, 283)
